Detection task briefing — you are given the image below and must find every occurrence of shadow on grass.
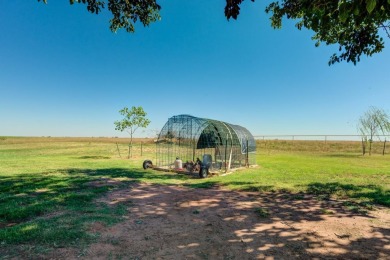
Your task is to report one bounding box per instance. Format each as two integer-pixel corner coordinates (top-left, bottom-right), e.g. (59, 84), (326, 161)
(324, 153), (362, 158)
(76, 156), (111, 159)
(306, 182), (390, 206)
(0, 167), (189, 248)
(185, 181), (219, 189)
(185, 181), (275, 192)
(0, 168), (188, 222)
(62, 167), (189, 181)
(187, 180), (389, 208)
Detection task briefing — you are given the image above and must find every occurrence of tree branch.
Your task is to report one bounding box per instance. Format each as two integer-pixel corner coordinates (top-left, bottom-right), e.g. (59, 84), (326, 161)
(379, 22), (390, 38)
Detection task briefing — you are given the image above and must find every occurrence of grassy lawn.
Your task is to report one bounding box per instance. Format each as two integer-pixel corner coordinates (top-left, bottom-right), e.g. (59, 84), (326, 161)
(0, 137), (389, 255)
(210, 151), (390, 203)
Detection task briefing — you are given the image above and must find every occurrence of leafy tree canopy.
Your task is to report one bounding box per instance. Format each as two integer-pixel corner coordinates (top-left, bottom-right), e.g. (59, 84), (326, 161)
(38, 0), (161, 33)
(357, 106), (390, 155)
(114, 106), (150, 158)
(264, 0), (390, 65)
(114, 106), (150, 135)
(38, 0), (390, 65)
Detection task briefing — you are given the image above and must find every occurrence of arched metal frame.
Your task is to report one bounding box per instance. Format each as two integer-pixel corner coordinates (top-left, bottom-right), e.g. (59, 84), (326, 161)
(156, 115), (256, 171)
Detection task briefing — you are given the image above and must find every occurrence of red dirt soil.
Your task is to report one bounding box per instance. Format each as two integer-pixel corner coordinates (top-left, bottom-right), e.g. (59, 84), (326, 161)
(33, 183), (390, 259)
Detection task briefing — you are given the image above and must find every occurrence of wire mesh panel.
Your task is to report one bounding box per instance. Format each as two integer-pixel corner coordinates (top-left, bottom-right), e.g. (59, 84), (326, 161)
(156, 115), (256, 171)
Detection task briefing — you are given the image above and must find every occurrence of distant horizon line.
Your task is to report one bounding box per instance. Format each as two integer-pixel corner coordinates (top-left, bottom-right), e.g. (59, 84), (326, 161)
(2, 134), (389, 139)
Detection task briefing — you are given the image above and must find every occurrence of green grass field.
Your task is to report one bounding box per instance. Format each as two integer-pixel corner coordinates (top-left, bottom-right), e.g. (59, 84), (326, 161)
(0, 137), (389, 256)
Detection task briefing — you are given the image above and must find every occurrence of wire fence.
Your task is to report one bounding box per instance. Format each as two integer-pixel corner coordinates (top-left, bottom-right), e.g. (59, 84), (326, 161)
(254, 135), (390, 141)
(254, 135), (390, 155)
(110, 135), (390, 158)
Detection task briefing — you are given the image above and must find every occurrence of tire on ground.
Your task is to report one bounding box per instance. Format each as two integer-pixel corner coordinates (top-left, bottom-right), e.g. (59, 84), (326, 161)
(199, 167), (208, 178)
(143, 160), (153, 169)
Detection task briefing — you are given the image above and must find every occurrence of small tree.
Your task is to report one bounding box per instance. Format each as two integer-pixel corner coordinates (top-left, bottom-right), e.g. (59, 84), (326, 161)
(358, 107), (390, 156)
(114, 106), (150, 159)
(372, 108), (390, 155)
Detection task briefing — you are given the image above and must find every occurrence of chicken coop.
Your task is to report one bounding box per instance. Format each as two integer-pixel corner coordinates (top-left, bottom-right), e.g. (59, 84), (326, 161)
(155, 114), (256, 172)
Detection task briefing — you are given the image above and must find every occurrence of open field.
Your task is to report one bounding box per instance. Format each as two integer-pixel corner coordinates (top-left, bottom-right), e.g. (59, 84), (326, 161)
(0, 137), (389, 259)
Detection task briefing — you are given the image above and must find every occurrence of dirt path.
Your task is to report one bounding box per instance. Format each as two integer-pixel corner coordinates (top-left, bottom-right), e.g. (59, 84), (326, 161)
(62, 183), (389, 259)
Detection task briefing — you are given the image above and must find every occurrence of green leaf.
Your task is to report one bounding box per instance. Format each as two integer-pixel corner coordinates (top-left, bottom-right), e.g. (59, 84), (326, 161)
(338, 2), (350, 23)
(366, 0), (376, 13)
(339, 11), (349, 22)
(353, 6), (360, 15)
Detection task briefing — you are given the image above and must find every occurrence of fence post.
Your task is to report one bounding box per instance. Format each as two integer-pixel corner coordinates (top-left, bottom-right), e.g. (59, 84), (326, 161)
(225, 138), (228, 173)
(324, 135), (327, 152)
(246, 139), (249, 167)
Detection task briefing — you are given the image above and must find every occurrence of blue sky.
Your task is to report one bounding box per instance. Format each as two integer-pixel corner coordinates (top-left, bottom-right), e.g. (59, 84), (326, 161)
(1, 0), (389, 138)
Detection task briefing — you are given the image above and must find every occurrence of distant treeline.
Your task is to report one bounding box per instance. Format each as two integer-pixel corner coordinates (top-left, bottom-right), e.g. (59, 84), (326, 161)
(257, 139), (387, 154)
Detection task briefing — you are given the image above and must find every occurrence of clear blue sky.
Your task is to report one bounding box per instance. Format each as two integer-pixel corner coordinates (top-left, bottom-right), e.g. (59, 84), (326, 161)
(1, 1), (389, 137)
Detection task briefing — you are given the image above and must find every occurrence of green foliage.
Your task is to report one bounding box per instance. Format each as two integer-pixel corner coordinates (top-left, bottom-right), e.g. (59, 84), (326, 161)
(37, 0), (390, 64)
(37, 0), (161, 33)
(264, 0), (390, 65)
(114, 106), (150, 134)
(224, 0), (255, 20)
(366, 0), (377, 14)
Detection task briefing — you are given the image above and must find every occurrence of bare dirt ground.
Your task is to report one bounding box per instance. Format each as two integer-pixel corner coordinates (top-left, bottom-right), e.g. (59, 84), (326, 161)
(53, 183), (389, 259)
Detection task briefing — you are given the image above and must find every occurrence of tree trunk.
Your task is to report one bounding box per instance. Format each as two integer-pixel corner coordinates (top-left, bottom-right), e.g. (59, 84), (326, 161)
(383, 139), (387, 156)
(369, 140), (372, 156)
(128, 132), (133, 159)
(116, 142), (122, 158)
(361, 138), (366, 156)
